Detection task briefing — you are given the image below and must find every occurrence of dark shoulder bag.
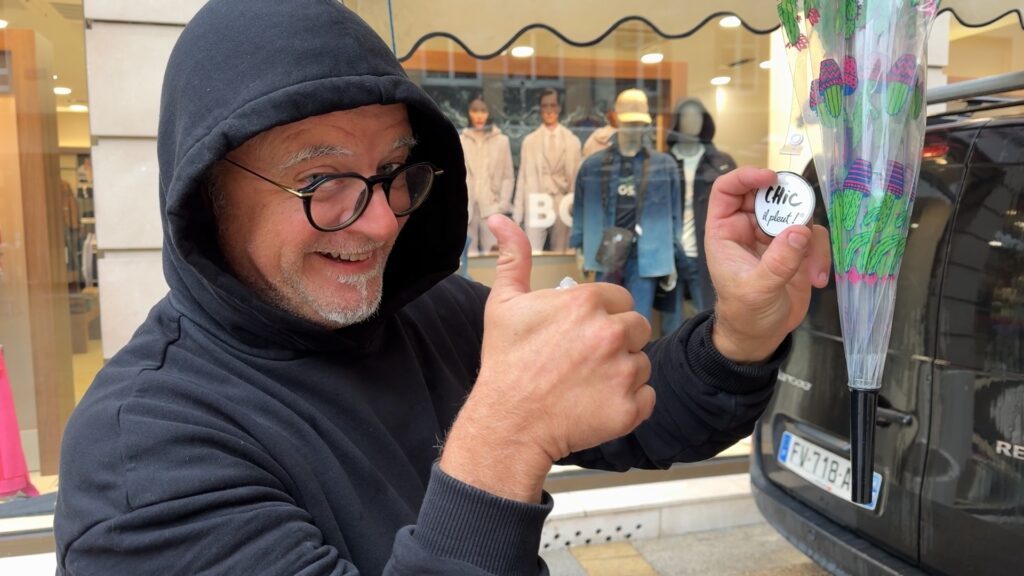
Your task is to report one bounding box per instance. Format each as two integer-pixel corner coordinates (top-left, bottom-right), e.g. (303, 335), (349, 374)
(595, 150), (650, 273)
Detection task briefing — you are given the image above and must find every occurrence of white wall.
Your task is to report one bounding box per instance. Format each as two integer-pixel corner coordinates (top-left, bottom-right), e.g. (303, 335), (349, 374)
(83, 5), (185, 358)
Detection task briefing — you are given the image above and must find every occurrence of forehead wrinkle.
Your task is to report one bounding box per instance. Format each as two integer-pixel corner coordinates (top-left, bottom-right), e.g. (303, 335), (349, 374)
(278, 144), (354, 171)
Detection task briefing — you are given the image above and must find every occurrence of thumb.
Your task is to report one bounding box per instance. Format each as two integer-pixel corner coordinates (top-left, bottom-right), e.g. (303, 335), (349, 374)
(486, 214), (533, 303)
(754, 225), (812, 292)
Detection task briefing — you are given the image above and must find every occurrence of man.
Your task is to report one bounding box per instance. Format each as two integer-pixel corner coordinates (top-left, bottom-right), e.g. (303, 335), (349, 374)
(54, 1), (830, 574)
(514, 88), (582, 253)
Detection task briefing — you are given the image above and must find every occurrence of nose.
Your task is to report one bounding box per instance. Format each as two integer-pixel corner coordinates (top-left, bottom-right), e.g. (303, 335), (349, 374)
(345, 180), (401, 239)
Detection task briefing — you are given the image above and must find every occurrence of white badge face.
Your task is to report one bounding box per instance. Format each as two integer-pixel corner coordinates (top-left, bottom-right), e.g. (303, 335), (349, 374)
(754, 171), (816, 237)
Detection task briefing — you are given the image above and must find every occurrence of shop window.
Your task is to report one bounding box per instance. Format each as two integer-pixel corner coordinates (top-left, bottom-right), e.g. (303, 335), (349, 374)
(0, 3), (99, 540)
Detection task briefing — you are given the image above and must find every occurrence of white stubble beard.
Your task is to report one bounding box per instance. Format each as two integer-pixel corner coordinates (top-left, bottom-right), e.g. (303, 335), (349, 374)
(275, 242), (393, 329)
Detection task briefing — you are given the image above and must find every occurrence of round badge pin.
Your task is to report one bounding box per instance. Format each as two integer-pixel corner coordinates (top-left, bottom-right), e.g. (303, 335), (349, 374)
(754, 171), (816, 237)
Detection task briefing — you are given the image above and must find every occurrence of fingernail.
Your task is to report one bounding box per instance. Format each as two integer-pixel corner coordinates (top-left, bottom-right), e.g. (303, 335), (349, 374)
(817, 272), (828, 285)
(788, 232), (809, 250)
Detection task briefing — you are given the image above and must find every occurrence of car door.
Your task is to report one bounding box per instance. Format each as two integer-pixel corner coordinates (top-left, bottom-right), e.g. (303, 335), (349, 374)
(921, 117), (1024, 576)
(757, 120), (983, 564)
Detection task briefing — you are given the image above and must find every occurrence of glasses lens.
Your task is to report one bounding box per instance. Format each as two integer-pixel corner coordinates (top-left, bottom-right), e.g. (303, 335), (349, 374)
(389, 163), (434, 216)
(309, 176), (368, 230)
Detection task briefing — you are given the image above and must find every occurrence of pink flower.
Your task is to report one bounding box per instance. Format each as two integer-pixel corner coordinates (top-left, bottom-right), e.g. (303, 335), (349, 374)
(807, 8), (820, 26)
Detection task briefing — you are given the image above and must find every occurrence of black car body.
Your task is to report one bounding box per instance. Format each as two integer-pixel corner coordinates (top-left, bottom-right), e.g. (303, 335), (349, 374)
(752, 104), (1024, 576)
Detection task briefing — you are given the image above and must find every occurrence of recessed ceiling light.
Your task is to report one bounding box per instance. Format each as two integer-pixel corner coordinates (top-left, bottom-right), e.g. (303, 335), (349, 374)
(719, 16), (742, 28)
(640, 52), (664, 65)
(53, 75), (59, 80)
(710, 76), (732, 86)
(510, 46), (534, 58)
(68, 104), (89, 113)
(54, 86), (72, 95)
(0, 19), (9, 30)
(989, 240), (1003, 247)
(759, 60), (772, 70)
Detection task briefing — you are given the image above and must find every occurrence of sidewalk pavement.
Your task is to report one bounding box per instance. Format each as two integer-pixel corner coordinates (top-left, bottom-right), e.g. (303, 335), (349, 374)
(541, 522), (827, 576)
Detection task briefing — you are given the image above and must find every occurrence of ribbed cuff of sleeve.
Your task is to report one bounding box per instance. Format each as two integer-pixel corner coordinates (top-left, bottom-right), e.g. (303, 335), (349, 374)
(413, 463), (553, 576)
(684, 310), (792, 395)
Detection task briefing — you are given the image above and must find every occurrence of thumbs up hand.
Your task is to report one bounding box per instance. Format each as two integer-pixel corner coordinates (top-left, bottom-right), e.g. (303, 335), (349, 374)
(440, 215), (655, 503)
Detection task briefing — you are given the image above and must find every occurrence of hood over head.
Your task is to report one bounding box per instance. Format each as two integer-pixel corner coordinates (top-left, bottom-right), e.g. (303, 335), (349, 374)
(157, 0), (468, 353)
(665, 97), (716, 147)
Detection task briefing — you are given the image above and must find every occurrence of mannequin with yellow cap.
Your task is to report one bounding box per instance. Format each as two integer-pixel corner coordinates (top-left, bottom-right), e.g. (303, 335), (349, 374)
(569, 88), (682, 321)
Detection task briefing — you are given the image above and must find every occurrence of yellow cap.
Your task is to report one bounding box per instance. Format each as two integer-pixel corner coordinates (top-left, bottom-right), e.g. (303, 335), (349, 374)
(614, 88), (652, 125)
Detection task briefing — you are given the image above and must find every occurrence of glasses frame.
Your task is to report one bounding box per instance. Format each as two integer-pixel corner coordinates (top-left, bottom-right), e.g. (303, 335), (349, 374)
(223, 157), (443, 232)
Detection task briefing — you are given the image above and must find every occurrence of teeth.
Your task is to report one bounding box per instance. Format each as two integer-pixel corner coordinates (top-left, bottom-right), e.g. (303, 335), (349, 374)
(321, 251), (370, 262)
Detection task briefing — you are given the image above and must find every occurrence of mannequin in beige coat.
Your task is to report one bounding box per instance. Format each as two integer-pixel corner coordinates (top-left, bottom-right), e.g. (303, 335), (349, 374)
(514, 88), (581, 253)
(460, 97), (514, 255)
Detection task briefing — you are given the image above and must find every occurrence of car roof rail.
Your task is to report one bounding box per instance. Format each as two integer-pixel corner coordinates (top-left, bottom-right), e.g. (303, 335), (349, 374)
(926, 71), (1024, 119)
(927, 71), (1024, 105)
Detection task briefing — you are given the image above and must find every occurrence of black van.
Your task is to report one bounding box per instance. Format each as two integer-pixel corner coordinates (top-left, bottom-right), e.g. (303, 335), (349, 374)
(751, 77), (1024, 576)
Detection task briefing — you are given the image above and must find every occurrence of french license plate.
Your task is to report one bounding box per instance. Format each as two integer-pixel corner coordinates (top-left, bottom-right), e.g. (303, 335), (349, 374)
(778, 431), (882, 510)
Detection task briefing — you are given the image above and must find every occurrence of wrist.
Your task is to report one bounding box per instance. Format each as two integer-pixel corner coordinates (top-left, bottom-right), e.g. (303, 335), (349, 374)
(440, 402), (554, 503)
(710, 311), (780, 364)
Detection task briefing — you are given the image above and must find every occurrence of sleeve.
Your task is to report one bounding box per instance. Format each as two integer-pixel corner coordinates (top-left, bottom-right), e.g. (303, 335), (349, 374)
(560, 310), (789, 471)
(513, 136), (531, 226)
(498, 136), (515, 214)
(569, 163), (586, 249)
(55, 381), (552, 576)
(670, 159), (683, 253)
(565, 133), (583, 200)
(388, 466), (553, 575)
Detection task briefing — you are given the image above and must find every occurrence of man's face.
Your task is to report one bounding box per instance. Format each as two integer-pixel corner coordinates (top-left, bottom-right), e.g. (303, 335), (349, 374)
(540, 93), (561, 127)
(215, 104), (413, 328)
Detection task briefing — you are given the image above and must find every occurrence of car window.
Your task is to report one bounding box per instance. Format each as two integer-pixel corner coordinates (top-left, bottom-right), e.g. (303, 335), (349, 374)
(940, 124), (1024, 373)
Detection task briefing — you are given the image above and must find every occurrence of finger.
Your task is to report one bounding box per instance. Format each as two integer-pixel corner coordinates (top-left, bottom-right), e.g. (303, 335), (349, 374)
(630, 351), (652, 391)
(707, 167), (777, 221)
(807, 224), (832, 288)
(619, 312), (652, 353)
(632, 384), (656, 428)
(582, 281), (639, 315)
(486, 214), (533, 304)
(753, 225), (812, 292)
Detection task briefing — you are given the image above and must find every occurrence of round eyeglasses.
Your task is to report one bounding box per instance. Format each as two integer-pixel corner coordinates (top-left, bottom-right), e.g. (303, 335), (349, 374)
(223, 157), (443, 232)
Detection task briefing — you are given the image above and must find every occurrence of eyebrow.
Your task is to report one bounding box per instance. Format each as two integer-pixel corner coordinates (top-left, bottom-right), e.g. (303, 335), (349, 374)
(277, 136), (418, 171)
(278, 144), (353, 170)
(392, 135), (418, 151)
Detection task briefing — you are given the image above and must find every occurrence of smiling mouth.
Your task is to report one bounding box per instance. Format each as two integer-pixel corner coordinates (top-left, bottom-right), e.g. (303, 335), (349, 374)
(317, 250), (372, 263)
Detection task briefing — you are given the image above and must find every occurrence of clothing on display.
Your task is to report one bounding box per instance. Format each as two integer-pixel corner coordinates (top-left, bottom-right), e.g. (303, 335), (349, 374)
(660, 98), (737, 332)
(571, 89), (681, 322)
(460, 124), (514, 255)
(514, 94), (582, 253)
(582, 124), (617, 158)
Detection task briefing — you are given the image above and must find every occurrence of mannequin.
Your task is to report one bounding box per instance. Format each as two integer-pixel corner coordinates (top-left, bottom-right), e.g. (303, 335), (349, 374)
(569, 89), (681, 322)
(459, 96), (514, 255)
(659, 98), (737, 333)
(582, 104), (618, 158)
(514, 89), (582, 253)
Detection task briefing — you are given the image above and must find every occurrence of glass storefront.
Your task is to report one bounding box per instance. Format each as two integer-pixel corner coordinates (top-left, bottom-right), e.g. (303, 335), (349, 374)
(0, 0), (1022, 552)
(1, 0), (98, 521)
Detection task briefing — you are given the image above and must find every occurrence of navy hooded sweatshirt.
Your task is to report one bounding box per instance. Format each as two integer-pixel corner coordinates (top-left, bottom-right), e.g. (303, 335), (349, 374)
(53, 1), (789, 574)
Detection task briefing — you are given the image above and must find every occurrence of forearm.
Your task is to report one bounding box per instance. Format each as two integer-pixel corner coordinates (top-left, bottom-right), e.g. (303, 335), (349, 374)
(440, 396), (554, 503)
